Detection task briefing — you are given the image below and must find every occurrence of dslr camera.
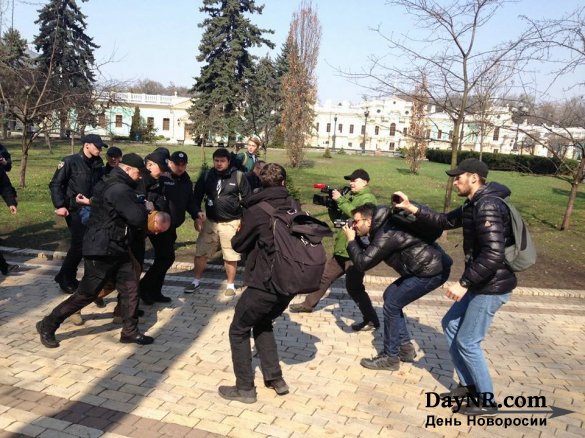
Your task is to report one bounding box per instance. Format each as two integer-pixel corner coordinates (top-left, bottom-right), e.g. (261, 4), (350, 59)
(333, 218), (354, 228)
(312, 184), (351, 210)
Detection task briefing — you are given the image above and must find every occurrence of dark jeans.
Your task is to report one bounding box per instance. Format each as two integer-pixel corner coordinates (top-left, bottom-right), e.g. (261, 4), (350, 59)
(57, 211), (86, 283)
(139, 228), (176, 299)
(301, 255), (379, 325)
(229, 287), (293, 390)
(44, 255), (140, 337)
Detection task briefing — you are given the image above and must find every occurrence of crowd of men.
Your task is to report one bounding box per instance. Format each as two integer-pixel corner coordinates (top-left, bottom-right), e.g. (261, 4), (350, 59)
(0, 135), (517, 416)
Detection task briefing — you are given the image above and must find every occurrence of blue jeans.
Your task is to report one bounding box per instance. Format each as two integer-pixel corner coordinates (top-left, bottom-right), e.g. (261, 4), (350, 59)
(382, 254), (451, 357)
(442, 292), (511, 396)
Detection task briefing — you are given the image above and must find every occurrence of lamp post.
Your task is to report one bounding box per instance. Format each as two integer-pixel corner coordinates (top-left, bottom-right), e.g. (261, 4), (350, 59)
(332, 114), (337, 150)
(362, 109), (369, 153)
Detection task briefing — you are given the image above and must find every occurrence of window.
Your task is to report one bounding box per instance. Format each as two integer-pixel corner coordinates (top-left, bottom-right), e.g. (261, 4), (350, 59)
(115, 115), (123, 128)
(361, 125), (365, 135)
(425, 129), (431, 139)
(97, 114), (105, 128)
(403, 127), (408, 136)
(349, 124), (354, 134)
(162, 118), (170, 131)
(326, 123), (331, 133)
(348, 142), (353, 147)
(316, 122), (319, 132)
(389, 142), (395, 150)
(338, 124), (343, 133)
(493, 127), (500, 141)
(375, 126), (379, 135)
(147, 117), (154, 128)
(438, 130), (442, 139)
(493, 149), (499, 154)
(405, 111), (409, 115)
(449, 130), (453, 140)
(389, 123), (396, 136)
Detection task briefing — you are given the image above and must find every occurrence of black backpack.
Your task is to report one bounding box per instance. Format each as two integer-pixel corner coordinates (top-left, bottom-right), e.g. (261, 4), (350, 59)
(258, 201), (332, 296)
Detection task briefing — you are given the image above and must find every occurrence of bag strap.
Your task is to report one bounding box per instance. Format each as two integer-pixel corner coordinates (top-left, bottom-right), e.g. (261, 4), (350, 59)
(257, 201), (276, 217)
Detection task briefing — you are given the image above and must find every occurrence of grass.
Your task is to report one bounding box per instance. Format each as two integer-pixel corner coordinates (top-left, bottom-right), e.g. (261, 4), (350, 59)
(1, 139), (584, 287)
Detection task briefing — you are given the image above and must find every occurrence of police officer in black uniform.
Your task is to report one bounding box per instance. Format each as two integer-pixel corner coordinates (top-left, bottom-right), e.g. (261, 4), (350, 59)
(36, 153), (154, 347)
(49, 134), (106, 293)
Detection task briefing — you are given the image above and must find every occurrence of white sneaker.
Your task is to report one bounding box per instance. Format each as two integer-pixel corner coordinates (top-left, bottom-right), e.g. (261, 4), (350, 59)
(184, 282), (201, 294)
(224, 287), (236, 297)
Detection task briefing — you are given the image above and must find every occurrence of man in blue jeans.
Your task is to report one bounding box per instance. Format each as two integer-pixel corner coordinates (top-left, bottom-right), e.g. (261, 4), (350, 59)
(343, 203), (452, 371)
(395, 158), (517, 416)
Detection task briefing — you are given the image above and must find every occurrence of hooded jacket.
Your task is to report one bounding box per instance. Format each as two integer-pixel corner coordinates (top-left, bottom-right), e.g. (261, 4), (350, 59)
(415, 181), (517, 294)
(347, 206), (450, 277)
(231, 186), (296, 293)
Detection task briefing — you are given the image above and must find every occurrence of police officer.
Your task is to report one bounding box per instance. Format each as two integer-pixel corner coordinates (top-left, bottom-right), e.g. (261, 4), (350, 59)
(36, 153), (154, 347)
(49, 134), (106, 293)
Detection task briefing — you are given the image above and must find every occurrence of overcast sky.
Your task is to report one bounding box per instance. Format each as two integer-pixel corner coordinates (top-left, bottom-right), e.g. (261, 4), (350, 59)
(3, 0), (584, 104)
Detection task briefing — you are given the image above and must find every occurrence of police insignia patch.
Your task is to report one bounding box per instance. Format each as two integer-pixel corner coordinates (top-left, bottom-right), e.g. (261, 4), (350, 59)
(57, 161), (64, 169)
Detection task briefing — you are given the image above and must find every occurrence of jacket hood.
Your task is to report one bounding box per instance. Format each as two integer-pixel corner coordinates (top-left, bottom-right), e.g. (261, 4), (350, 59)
(109, 166), (138, 189)
(474, 181), (511, 201)
(243, 186), (290, 208)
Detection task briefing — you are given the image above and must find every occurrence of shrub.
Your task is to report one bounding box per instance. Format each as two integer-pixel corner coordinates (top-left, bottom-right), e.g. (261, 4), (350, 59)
(322, 147), (332, 158)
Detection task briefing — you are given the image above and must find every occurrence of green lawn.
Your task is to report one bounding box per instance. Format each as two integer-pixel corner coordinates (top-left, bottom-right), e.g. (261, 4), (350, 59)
(1, 139), (584, 287)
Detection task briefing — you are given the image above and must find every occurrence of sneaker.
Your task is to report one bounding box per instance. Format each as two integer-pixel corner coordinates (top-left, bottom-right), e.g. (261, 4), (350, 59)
(351, 321), (380, 332)
(360, 353), (400, 371)
(0, 263), (19, 275)
(69, 312), (84, 326)
(440, 384), (477, 399)
(218, 385), (257, 404)
(264, 378), (289, 395)
(36, 320), (59, 348)
(224, 287), (236, 297)
(184, 282), (200, 294)
(288, 303), (313, 313)
(399, 342), (417, 362)
(94, 298), (106, 308)
(457, 403), (498, 416)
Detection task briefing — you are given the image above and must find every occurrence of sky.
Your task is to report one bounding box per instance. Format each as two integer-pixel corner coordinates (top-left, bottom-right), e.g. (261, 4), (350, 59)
(2, 0), (584, 104)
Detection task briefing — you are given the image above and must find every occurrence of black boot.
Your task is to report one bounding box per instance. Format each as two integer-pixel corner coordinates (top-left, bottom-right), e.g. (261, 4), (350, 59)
(36, 320), (59, 348)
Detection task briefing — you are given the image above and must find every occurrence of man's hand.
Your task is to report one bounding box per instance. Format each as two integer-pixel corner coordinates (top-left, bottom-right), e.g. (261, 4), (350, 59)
(342, 223), (356, 241)
(8, 205), (16, 214)
(393, 191), (418, 215)
(197, 211), (206, 222)
(54, 207), (69, 217)
(331, 189), (341, 201)
(144, 200), (154, 212)
(445, 282), (468, 302)
(75, 193), (91, 206)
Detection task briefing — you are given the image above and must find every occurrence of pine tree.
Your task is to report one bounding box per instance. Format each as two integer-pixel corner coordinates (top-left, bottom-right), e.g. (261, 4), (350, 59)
(190, 0), (274, 145)
(130, 106), (141, 141)
(33, 0), (98, 137)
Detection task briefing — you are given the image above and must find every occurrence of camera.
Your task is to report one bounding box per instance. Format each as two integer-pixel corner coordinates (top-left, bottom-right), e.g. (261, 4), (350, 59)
(333, 218), (354, 228)
(312, 184), (351, 210)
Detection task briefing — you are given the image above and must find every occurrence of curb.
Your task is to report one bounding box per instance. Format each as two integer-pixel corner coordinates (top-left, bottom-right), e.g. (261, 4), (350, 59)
(2, 246), (585, 299)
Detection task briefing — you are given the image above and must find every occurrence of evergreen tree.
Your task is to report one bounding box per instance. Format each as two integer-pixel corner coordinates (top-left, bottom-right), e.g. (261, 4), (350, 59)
(33, 0), (98, 137)
(130, 106), (141, 141)
(190, 0), (274, 145)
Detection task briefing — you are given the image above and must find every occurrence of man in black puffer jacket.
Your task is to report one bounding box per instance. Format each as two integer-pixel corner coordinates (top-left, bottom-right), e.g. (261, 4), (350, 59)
(37, 153), (154, 348)
(218, 163), (295, 404)
(395, 158), (516, 417)
(343, 203), (452, 372)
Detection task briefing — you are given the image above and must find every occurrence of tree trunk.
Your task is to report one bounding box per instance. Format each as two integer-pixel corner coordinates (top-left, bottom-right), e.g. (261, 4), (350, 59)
(44, 131), (52, 153)
(19, 137), (31, 189)
(560, 156), (585, 230)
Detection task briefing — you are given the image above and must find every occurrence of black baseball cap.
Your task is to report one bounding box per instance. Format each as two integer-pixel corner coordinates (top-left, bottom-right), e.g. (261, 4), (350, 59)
(145, 151), (171, 172)
(120, 153), (145, 170)
(446, 158), (489, 179)
(81, 134), (108, 149)
(106, 146), (122, 158)
(344, 168), (370, 181)
(170, 151), (188, 164)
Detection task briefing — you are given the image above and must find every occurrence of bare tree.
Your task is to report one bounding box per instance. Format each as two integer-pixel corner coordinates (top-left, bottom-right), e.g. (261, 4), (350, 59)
(280, 1), (321, 168)
(404, 75), (429, 174)
(347, 0), (530, 211)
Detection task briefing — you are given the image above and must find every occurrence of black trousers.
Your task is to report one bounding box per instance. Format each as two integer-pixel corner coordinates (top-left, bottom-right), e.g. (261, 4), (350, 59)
(139, 227), (176, 299)
(301, 255), (379, 325)
(44, 255), (140, 337)
(57, 211), (86, 283)
(229, 287), (293, 390)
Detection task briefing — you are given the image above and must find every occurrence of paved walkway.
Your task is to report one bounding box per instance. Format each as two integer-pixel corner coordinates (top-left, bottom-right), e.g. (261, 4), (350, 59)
(0, 249), (584, 438)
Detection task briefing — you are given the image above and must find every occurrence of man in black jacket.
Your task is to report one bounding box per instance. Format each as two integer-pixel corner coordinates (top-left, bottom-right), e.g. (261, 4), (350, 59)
(37, 153), (153, 348)
(218, 163), (294, 404)
(185, 148), (250, 296)
(395, 158), (516, 416)
(0, 165), (18, 274)
(343, 203), (452, 371)
(49, 134), (106, 293)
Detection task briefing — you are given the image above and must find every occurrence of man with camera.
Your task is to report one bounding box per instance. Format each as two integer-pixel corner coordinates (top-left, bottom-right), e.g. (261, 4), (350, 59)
(342, 203), (452, 370)
(289, 168), (380, 331)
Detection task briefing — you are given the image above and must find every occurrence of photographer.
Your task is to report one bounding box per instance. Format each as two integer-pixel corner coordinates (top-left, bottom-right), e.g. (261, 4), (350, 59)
(289, 168), (380, 332)
(343, 203), (451, 371)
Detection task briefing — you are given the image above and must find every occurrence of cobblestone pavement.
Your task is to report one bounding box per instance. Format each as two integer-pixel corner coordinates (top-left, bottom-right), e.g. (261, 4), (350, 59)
(0, 250), (584, 438)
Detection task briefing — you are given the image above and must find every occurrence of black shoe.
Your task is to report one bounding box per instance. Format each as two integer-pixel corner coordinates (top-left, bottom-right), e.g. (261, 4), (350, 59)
(218, 385), (257, 404)
(360, 353), (400, 371)
(264, 378), (289, 395)
(137, 309), (145, 317)
(399, 342), (417, 362)
(120, 333), (154, 345)
(36, 320), (59, 348)
(94, 298), (106, 308)
(440, 384), (477, 399)
(140, 295), (154, 306)
(351, 321), (380, 332)
(457, 403), (498, 416)
(1, 263), (18, 275)
(151, 294), (171, 303)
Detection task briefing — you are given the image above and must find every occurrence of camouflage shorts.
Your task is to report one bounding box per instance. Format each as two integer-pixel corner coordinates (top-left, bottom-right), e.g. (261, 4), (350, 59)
(194, 219), (241, 261)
